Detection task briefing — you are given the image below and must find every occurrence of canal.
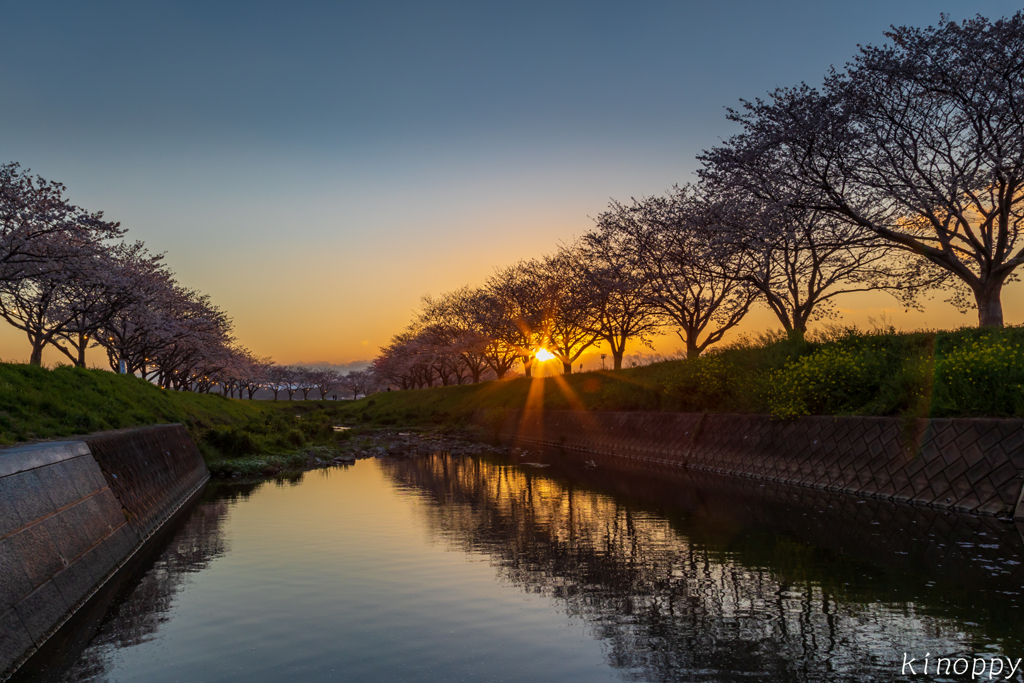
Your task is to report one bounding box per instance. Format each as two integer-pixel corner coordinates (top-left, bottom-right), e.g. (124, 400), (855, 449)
(15, 448), (1024, 682)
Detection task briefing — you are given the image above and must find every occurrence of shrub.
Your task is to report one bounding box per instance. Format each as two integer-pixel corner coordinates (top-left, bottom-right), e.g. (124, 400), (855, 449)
(933, 335), (1024, 417)
(767, 346), (887, 418)
(662, 354), (740, 412)
(203, 427), (262, 457)
(286, 428), (306, 447)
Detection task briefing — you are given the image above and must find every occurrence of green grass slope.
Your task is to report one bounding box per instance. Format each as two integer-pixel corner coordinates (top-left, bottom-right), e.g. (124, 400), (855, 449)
(3, 325), (1021, 463)
(0, 363), (271, 446)
(0, 363), (362, 475)
(333, 325), (1024, 428)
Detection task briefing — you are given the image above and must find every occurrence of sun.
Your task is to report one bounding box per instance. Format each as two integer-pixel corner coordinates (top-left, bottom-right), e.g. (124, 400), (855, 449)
(534, 348), (556, 362)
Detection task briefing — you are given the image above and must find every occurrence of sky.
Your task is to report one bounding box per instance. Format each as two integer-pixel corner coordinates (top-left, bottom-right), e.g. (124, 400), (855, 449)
(2, 1), (1022, 368)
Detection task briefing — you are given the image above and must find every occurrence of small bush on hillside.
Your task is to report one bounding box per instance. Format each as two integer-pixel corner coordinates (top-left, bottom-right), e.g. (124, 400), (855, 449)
(767, 346), (888, 418)
(286, 428), (306, 447)
(933, 334), (1024, 417)
(204, 427), (262, 457)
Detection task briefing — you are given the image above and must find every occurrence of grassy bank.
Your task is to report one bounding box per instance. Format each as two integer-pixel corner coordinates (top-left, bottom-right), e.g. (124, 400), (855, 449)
(0, 362), (370, 474)
(331, 325), (1024, 428)
(3, 325), (1021, 472)
(0, 363), (273, 446)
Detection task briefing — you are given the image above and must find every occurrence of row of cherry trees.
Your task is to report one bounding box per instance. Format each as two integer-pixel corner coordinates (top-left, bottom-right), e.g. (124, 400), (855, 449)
(373, 13), (1024, 387)
(0, 162), (238, 388)
(0, 163), (381, 399)
(371, 242), (666, 387)
(220, 364), (379, 401)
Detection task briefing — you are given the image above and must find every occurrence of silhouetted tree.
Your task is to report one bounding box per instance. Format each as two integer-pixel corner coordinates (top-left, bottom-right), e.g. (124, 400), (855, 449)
(702, 13), (1024, 327)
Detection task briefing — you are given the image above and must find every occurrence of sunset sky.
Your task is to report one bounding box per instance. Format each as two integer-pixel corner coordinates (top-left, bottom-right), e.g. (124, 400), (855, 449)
(2, 1), (1022, 368)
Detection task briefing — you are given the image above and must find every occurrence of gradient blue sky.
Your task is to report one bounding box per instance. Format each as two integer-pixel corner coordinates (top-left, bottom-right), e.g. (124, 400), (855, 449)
(2, 1), (1021, 366)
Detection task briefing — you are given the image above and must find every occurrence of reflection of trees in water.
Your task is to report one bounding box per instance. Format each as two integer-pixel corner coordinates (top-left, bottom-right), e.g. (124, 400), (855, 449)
(201, 473), (306, 505)
(382, 454), (999, 682)
(60, 501), (230, 683)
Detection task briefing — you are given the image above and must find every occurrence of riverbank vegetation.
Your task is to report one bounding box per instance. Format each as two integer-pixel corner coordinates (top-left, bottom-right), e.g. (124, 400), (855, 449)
(339, 325), (1024, 425)
(2, 322), (1021, 473)
(0, 361), (374, 474)
(0, 362), (269, 446)
(4, 323), (1020, 448)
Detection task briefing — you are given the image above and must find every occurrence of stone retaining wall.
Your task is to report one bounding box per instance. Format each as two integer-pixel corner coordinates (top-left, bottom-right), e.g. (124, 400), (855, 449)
(483, 410), (1024, 519)
(0, 424), (207, 680)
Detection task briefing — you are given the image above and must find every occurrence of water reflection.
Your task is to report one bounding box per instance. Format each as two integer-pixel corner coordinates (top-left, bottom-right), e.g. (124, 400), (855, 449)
(12, 481), (254, 683)
(381, 452), (1024, 682)
(19, 456), (1024, 683)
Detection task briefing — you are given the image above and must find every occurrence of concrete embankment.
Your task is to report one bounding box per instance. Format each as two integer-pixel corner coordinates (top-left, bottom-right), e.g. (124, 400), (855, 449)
(0, 424), (208, 680)
(484, 410), (1024, 519)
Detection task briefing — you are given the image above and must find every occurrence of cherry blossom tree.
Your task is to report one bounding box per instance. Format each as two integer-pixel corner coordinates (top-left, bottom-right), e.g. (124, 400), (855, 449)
(579, 229), (665, 370)
(143, 289), (234, 389)
(464, 288), (519, 380)
(594, 187), (757, 359)
(370, 344), (414, 391)
(340, 370), (371, 399)
(94, 249), (178, 375)
(310, 367), (340, 400)
(266, 365), (295, 400)
(0, 163), (123, 283)
(419, 288), (492, 383)
(49, 241), (164, 367)
(0, 236), (132, 366)
(687, 179), (930, 336)
(483, 262), (546, 377)
(238, 353), (272, 399)
(536, 246), (600, 374)
(0, 165), (126, 365)
(702, 13), (1024, 327)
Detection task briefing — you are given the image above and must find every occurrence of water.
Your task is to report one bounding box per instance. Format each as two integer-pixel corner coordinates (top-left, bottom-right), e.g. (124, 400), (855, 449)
(17, 449), (1024, 682)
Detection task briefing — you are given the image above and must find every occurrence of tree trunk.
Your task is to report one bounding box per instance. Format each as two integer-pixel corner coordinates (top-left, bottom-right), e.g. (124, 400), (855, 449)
(612, 351), (624, 371)
(29, 342), (44, 366)
(685, 338), (699, 360)
(76, 333), (87, 367)
(562, 361), (572, 375)
(976, 281), (1004, 327)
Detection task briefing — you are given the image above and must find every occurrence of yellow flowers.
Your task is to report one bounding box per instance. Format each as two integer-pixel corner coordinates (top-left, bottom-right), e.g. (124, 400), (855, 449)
(767, 347), (882, 419)
(767, 330), (1024, 419)
(934, 335), (1024, 416)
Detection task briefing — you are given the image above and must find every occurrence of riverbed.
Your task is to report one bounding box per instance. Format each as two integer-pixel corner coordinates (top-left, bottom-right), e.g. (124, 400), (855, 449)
(15, 448), (1024, 682)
